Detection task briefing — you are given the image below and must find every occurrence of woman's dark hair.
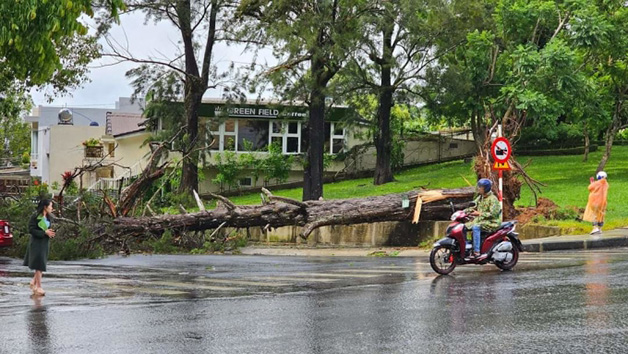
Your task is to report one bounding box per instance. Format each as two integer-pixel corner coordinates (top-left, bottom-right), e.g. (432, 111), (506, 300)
(36, 199), (52, 215)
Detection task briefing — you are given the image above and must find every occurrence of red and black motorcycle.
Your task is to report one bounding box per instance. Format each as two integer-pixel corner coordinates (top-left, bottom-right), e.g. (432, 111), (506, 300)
(429, 206), (523, 275)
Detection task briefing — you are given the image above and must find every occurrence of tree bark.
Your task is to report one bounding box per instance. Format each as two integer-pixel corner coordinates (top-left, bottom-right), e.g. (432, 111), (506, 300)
(178, 1), (201, 194)
(303, 56), (328, 201)
(176, 0), (218, 194)
(373, 24), (395, 185)
(114, 187), (475, 238)
(583, 126), (590, 162)
(470, 111), (485, 153)
(180, 89), (202, 194)
(597, 125), (616, 174)
(597, 100), (624, 173)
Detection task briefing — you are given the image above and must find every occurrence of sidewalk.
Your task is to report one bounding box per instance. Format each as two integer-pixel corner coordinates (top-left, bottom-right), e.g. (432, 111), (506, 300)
(240, 228), (628, 257)
(521, 227), (628, 252)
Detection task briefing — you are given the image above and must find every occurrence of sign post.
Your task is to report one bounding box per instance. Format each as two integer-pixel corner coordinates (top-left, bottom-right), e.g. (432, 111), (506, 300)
(491, 133), (511, 221)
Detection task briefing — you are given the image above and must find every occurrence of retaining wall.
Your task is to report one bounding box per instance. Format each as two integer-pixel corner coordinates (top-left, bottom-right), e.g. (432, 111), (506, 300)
(230, 220), (560, 247)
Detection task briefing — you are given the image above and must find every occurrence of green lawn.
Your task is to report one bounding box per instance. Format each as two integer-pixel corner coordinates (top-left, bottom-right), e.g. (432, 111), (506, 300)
(229, 159), (477, 205)
(228, 145), (628, 234)
(516, 146), (628, 234)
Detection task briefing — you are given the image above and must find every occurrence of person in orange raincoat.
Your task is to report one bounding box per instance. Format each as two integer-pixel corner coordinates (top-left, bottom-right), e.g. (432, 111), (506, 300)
(583, 171), (609, 235)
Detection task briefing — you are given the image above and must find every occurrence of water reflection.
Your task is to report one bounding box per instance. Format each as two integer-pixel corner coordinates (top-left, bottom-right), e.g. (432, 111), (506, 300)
(28, 296), (51, 354)
(429, 273), (516, 336)
(584, 253), (609, 328)
(430, 275), (467, 332)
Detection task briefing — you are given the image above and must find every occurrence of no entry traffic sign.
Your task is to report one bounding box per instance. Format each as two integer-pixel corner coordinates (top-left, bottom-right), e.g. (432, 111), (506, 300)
(491, 137), (511, 170)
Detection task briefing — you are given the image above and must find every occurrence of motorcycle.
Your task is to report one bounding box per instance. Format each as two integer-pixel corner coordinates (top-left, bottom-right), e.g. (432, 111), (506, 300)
(429, 203), (523, 275)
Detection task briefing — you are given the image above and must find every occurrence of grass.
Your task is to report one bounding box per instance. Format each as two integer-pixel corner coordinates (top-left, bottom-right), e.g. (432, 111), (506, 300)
(516, 145), (628, 234)
(224, 145), (628, 235)
(229, 159), (477, 205)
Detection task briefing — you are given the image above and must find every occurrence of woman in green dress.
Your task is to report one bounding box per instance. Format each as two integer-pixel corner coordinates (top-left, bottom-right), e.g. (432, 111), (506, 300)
(23, 199), (56, 296)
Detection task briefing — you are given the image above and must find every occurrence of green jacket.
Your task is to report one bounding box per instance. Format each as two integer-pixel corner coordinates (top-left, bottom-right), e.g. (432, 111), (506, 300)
(465, 191), (502, 231)
(23, 213), (51, 272)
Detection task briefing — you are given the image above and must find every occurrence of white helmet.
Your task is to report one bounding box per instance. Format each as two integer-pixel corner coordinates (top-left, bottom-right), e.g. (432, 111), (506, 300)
(596, 171), (607, 180)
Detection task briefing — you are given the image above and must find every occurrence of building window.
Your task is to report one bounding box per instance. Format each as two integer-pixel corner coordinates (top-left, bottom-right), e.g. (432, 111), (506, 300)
(238, 120), (269, 151)
(324, 122), (345, 154)
(205, 118), (305, 154)
(269, 121), (301, 154)
(207, 119), (237, 152)
(239, 177), (253, 187)
(300, 122), (345, 154)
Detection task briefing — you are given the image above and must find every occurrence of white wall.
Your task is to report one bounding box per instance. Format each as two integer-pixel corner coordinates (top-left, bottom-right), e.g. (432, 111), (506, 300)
(112, 133), (152, 179)
(47, 126), (106, 188)
(28, 97), (145, 183)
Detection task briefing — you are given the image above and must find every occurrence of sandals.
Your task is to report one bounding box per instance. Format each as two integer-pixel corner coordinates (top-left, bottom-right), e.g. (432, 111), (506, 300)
(29, 280), (36, 291)
(33, 287), (45, 296)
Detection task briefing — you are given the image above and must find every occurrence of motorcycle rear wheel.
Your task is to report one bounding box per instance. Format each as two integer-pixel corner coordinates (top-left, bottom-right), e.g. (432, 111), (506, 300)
(430, 246), (457, 275)
(495, 246), (519, 271)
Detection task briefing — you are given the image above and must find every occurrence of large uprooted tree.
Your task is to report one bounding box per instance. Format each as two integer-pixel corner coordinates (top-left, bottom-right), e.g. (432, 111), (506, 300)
(111, 186), (475, 241)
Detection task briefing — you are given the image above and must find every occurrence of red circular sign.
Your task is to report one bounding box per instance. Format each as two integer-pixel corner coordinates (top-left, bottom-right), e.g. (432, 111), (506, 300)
(491, 137), (511, 163)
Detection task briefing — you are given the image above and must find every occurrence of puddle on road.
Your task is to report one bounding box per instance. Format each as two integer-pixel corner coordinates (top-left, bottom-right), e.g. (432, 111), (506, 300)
(110, 284), (189, 296)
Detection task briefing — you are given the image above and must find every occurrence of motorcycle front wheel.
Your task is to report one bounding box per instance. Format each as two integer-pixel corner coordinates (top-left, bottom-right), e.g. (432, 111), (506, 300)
(430, 246), (457, 275)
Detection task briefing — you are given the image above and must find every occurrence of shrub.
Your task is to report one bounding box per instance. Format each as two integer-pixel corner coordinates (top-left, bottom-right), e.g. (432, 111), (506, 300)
(213, 151), (241, 191)
(264, 142), (293, 185)
(518, 123), (584, 149)
(190, 231), (248, 254)
(616, 129), (628, 141)
(49, 225), (104, 260)
(551, 206), (580, 221)
(145, 230), (180, 254)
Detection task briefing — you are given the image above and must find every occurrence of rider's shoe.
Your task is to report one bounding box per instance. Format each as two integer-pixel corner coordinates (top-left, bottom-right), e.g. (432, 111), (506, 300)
(467, 252), (481, 260)
(467, 252), (488, 261)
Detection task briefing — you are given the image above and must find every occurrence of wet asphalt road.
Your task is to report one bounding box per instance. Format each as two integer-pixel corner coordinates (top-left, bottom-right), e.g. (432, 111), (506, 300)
(1, 250), (628, 353)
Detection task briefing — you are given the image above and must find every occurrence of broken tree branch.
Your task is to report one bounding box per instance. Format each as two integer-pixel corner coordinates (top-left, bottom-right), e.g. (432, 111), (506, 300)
(262, 188), (308, 209)
(208, 192), (236, 211)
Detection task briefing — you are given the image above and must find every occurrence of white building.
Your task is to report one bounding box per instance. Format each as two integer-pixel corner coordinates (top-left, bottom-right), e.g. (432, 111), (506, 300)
(26, 97), (144, 188)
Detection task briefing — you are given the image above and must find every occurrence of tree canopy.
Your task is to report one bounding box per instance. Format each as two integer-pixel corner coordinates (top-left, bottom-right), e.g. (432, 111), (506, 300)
(0, 0), (124, 88)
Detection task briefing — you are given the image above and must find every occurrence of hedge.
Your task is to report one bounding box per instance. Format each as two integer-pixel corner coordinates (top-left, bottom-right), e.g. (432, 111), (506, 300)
(516, 145), (598, 156)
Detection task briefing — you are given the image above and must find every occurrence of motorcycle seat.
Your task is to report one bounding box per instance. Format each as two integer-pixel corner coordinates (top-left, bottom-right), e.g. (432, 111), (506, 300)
(497, 221), (518, 231)
(478, 221), (518, 238)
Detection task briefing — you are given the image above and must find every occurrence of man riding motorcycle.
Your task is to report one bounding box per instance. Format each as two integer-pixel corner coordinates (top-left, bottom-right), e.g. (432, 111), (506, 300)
(465, 178), (501, 259)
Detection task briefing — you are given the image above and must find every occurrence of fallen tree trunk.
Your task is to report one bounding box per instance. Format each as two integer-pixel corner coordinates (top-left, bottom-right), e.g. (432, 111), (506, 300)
(113, 187), (475, 239)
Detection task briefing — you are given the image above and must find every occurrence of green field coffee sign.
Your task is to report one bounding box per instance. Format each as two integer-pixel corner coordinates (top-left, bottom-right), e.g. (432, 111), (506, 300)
(214, 105), (307, 119)
(198, 102), (352, 122)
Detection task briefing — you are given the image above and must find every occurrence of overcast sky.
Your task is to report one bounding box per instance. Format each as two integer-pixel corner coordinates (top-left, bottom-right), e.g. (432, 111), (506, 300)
(30, 11), (275, 109)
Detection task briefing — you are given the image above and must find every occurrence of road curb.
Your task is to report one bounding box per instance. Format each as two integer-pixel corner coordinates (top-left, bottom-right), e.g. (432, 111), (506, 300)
(523, 235), (628, 252)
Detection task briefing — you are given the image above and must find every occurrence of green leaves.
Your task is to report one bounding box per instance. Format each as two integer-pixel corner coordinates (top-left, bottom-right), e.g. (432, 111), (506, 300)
(0, 0), (123, 106)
